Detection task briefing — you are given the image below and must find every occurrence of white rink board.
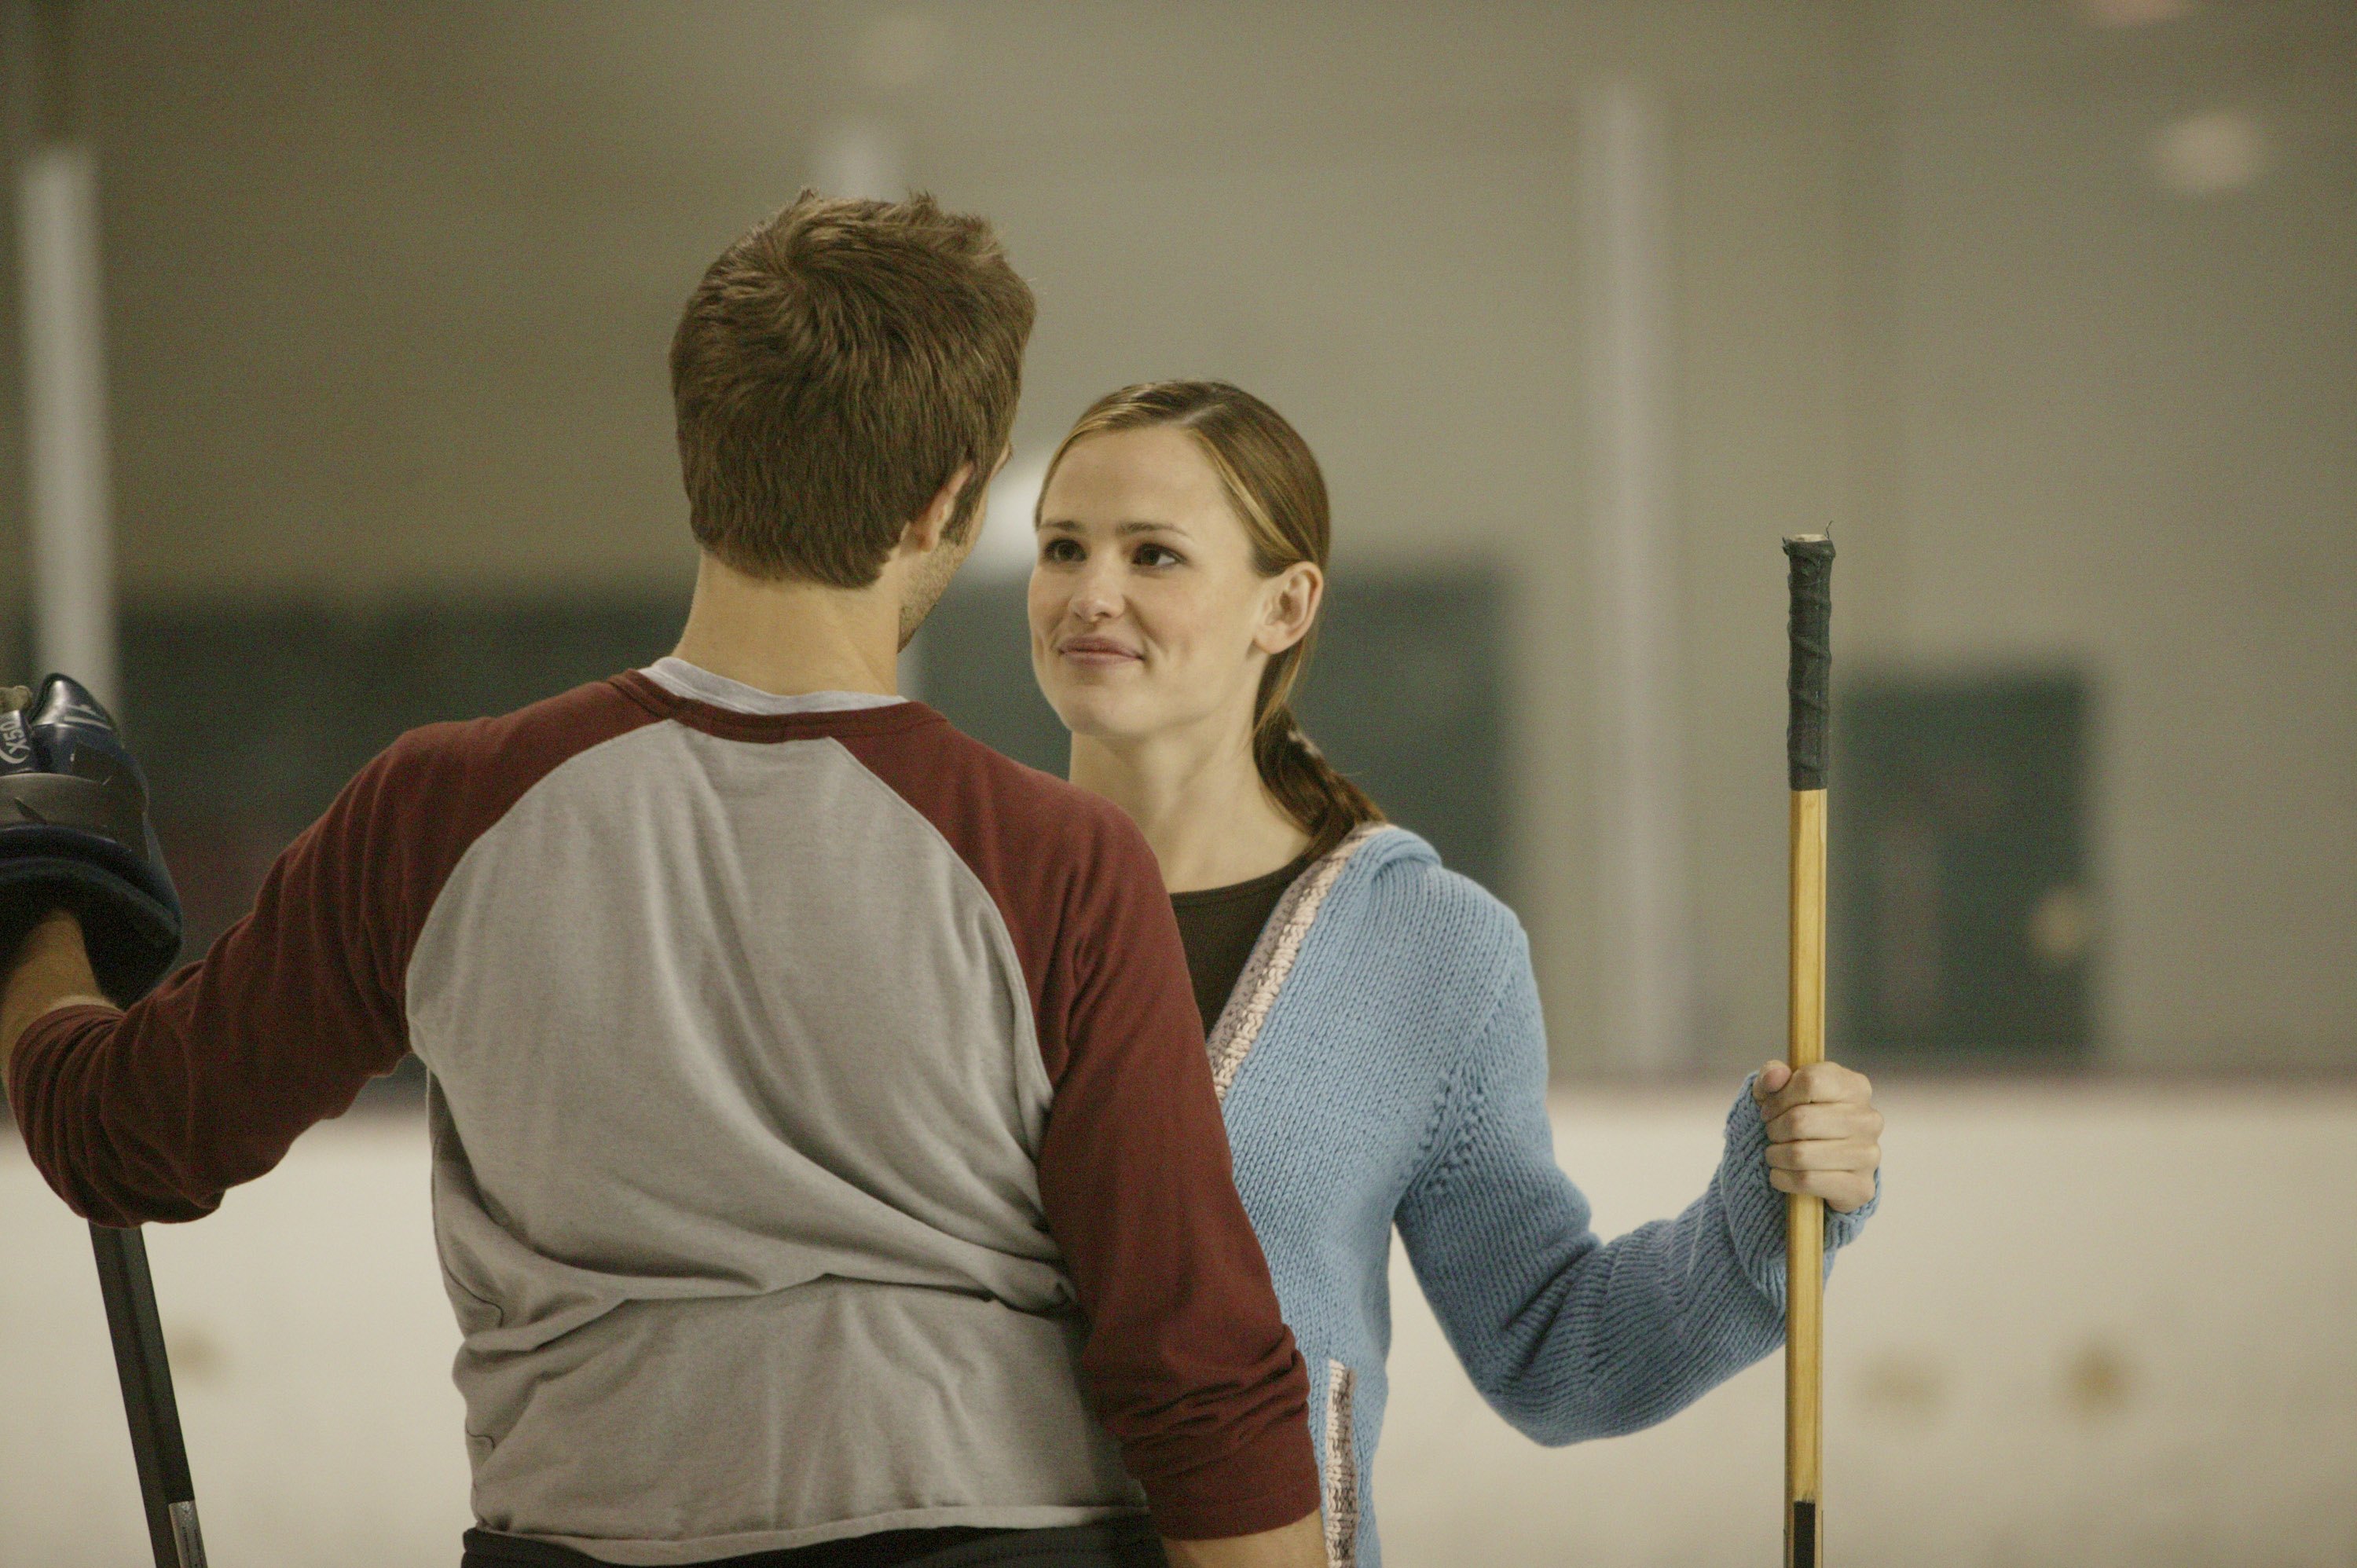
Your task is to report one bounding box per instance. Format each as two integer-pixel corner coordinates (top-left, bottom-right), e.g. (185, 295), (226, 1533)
(0, 1119), (472, 1566)
(5, 1082), (2355, 1567)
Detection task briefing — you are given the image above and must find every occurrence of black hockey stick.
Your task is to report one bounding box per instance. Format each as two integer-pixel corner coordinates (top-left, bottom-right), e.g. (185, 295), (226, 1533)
(89, 1222), (209, 1567)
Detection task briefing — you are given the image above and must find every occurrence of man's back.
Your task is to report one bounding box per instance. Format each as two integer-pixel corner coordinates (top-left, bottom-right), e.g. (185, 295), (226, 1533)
(4, 190), (1326, 1568)
(9, 668), (1315, 1560)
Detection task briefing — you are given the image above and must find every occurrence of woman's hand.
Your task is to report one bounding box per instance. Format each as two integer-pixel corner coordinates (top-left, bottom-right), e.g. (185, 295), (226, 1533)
(1751, 1060), (1882, 1214)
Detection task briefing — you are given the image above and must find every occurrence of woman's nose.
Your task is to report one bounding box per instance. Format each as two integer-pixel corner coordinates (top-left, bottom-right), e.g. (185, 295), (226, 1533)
(1068, 567), (1122, 623)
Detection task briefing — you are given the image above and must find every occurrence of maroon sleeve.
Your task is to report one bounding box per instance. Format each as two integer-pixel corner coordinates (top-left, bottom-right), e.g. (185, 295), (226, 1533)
(1036, 809), (1321, 1540)
(839, 717), (1319, 1541)
(5, 682), (651, 1227)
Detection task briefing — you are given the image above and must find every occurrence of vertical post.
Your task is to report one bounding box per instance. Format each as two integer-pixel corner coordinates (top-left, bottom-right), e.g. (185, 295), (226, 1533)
(810, 113), (905, 203)
(1582, 79), (1695, 1074)
(1782, 534), (1835, 1567)
(18, 136), (116, 702)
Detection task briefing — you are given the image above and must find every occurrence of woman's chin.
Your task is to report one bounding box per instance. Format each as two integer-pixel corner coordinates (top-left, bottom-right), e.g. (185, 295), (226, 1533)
(1043, 685), (1157, 745)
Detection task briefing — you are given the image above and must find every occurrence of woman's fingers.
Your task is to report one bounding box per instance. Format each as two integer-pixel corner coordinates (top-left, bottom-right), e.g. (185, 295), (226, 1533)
(1752, 1057), (1882, 1212)
(1766, 1100), (1883, 1144)
(1763, 1136), (1879, 1172)
(1754, 1059), (1873, 1120)
(1768, 1166), (1877, 1213)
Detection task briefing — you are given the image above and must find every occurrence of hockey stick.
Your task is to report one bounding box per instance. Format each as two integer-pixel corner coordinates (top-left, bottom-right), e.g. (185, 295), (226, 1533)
(1780, 534), (1834, 1567)
(89, 1222), (210, 1567)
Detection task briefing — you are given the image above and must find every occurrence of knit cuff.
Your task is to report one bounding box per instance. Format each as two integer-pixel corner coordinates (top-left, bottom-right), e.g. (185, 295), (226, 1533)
(1717, 1075), (1880, 1307)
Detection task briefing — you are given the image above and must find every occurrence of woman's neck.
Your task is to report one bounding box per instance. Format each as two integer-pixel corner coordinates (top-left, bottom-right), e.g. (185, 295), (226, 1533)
(1070, 720), (1310, 893)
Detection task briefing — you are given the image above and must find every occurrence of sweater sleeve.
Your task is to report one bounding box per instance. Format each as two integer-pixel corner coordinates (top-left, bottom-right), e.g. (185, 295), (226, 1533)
(1032, 811), (1321, 1541)
(1392, 937), (1876, 1446)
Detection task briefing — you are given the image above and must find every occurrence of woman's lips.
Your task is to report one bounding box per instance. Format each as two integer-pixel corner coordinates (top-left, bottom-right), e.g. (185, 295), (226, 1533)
(1058, 636), (1142, 669)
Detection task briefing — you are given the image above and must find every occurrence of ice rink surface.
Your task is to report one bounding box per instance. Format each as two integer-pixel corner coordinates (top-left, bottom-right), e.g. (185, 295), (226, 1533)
(5, 1079), (2354, 1567)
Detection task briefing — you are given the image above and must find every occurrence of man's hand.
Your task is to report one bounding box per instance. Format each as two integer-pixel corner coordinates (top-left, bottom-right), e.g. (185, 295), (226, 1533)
(1163, 1514), (1327, 1568)
(0, 673), (183, 1006)
(1751, 1059), (1882, 1214)
(1, 907), (113, 1072)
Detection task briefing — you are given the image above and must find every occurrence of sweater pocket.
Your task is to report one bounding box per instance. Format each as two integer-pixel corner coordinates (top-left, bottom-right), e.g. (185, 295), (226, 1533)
(1321, 1359), (1360, 1568)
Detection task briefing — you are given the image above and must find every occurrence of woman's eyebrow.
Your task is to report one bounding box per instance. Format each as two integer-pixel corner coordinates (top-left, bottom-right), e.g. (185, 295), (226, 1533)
(1033, 517), (1192, 537)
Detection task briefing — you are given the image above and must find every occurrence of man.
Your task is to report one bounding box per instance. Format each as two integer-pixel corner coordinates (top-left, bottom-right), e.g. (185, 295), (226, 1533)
(2, 194), (1326, 1568)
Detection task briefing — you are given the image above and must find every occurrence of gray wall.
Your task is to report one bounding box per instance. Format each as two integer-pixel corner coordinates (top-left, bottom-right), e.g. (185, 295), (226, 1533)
(4, 0), (2350, 1072)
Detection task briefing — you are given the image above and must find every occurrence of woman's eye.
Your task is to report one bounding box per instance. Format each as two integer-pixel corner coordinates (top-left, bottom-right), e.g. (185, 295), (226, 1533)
(1134, 544), (1183, 568)
(1040, 537), (1083, 564)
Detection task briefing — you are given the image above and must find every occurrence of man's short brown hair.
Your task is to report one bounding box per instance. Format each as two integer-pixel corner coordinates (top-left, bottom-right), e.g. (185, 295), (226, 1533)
(669, 192), (1036, 587)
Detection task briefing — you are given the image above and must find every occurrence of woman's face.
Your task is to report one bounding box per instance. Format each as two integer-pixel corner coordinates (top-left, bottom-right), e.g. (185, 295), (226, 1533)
(1028, 425), (1318, 749)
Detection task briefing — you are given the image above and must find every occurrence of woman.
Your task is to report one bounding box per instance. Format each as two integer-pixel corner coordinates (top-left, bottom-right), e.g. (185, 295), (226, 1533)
(1026, 382), (1882, 1568)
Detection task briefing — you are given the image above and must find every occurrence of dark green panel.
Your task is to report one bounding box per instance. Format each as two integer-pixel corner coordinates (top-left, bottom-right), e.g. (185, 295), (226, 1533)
(917, 569), (1510, 899)
(910, 585), (1072, 778)
(1831, 671), (2094, 1061)
(1297, 571), (1508, 898)
(118, 599), (684, 829)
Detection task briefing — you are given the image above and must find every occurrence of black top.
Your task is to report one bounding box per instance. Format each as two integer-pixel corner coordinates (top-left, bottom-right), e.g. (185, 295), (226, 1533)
(1169, 851), (1318, 1035)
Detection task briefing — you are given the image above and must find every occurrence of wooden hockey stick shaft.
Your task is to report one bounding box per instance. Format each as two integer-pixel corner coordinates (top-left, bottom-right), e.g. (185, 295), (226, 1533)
(90, 1223), (209, 1568)
(1785, 787), (1826, 1566)
(1781, 534), (1834, 1568)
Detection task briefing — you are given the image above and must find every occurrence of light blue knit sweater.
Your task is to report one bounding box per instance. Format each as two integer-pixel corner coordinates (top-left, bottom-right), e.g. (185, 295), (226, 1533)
(1205, 826), (1877, 1568)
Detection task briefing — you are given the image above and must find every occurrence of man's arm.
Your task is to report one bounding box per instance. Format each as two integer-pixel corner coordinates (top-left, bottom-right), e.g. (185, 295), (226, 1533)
(5, 738), (426, 1225)
(1032, 808), (1324, 1548)
(1, 910), (114, 1072)
(9, 683), (653, 1230)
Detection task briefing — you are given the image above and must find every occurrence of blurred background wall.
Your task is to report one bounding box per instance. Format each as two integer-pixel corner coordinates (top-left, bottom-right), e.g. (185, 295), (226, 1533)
(4, 0), (2351, 1076)
(2, 2), (2352, 1564)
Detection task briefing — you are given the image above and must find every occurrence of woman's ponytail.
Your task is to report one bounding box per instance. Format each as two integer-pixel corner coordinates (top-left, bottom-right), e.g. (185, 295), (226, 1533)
(1254, 697), (1384, 863)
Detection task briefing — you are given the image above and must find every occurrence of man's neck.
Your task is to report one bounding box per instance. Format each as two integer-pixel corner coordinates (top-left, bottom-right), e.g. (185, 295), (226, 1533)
(670, 554), (903, 698)
(1070, 717), (1310, 893)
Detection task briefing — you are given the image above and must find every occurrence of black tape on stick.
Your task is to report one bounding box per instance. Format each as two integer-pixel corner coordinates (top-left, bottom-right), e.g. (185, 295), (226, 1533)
(1782, 535), (1835, 792)
(1789, 1498), (1819, 1566)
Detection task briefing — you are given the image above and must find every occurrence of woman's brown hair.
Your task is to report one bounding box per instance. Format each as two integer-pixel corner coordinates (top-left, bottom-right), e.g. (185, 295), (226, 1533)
(1042, 381), (1384, 861)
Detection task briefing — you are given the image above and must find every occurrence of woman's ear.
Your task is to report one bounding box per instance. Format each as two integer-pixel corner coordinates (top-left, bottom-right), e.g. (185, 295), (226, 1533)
(1254, 562), (1324, 656)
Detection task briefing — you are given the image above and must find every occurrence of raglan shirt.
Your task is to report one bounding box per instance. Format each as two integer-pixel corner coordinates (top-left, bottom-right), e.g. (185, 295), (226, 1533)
(6, 670), (1318, 1562)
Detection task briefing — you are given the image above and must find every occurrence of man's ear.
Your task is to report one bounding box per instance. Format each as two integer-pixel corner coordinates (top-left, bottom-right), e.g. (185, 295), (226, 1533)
(1254, 562), (1324, 656)
(899, 462), (978, 557)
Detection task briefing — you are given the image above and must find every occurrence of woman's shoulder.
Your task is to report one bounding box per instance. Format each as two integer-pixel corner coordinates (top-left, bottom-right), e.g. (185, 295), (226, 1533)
(1253, 826), (1542, 1160)
(1347, 826), (1525, 932)
(1226, 826), (1536, 1179)
(1325, 825), (1530, 984)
